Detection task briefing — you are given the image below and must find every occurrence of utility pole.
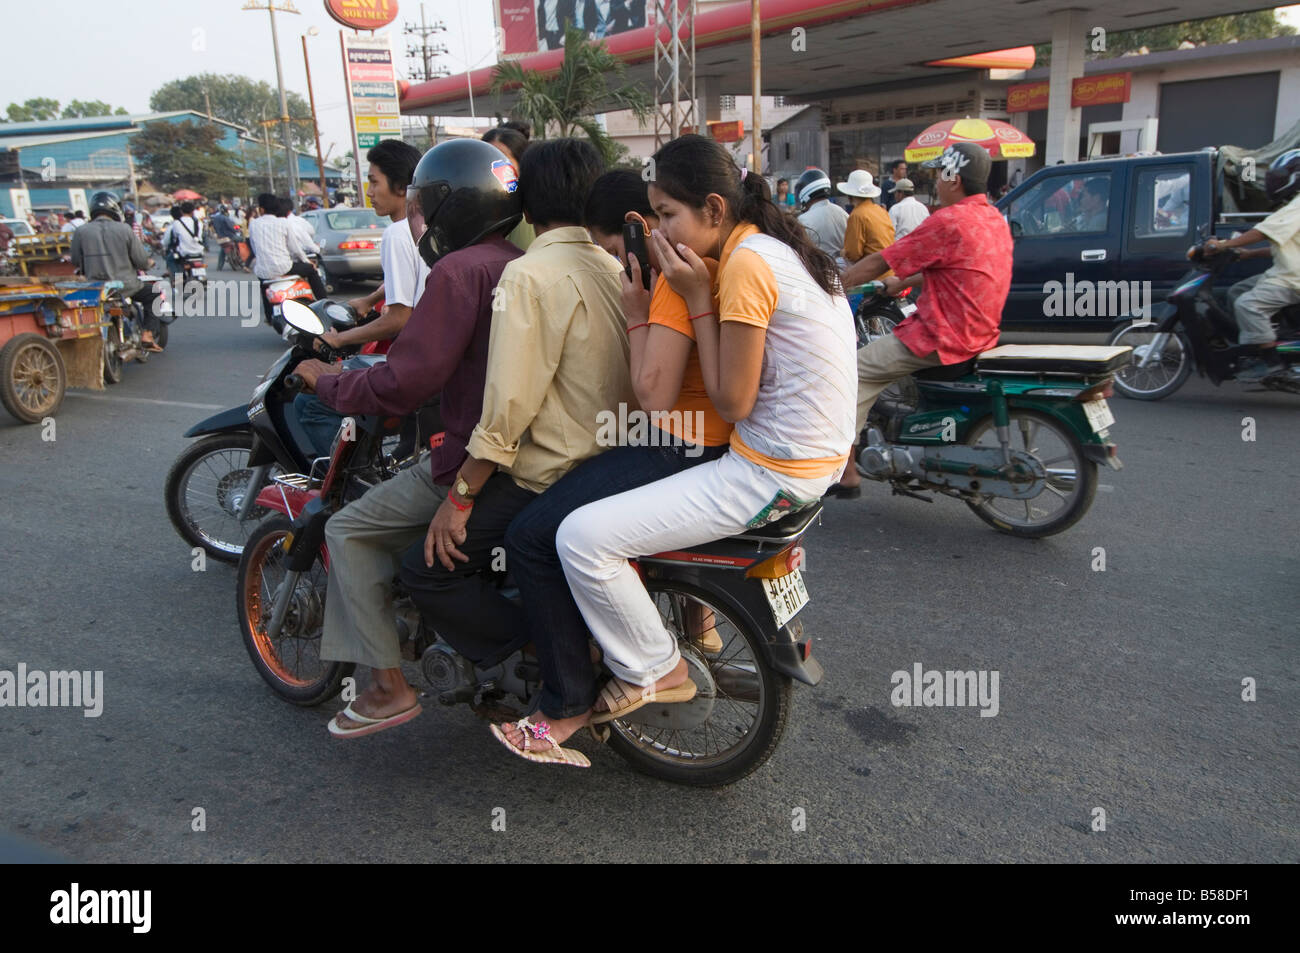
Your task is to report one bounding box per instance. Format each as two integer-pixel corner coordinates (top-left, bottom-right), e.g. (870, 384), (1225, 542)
(302, 27), (330, 207)
(260, 107), (276, 193)
(750, 0), (761, 173)
(403, 3), (448, 148)
(243, 0), (301, 200)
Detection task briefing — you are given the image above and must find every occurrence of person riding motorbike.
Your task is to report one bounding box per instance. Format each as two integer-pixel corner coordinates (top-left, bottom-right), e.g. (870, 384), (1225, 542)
(248, 192), (327, 325)
(836, 142), (1013, 493)
(69, 191), (164, 352)
(795, 166), (849, 262)
(164, 201), (205, 273)
(1202, 148), (1300, 381)
(287, 138), (526, 738)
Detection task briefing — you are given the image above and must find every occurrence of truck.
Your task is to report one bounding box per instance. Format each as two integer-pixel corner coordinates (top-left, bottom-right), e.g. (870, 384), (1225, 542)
(995, 149), (1272, 332)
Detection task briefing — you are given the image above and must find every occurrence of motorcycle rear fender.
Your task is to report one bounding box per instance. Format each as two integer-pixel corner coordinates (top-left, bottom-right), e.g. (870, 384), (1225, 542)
(641, 563), (823, 687)
(286, 496), (330, 572)
(183, 405), (249, 438)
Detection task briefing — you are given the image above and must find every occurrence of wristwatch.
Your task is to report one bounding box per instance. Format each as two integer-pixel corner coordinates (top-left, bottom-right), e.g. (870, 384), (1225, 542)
(454, 475), (476, 500)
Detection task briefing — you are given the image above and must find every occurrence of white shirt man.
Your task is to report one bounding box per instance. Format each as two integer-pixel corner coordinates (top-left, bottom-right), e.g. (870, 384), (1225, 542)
(287, 213), (321, 256)
(888, 180), (930, 240)
(380, 216), (430, 311)
(799, 197), (849, 261)
(249, 215), (309, 280)
(166, 214), (206, 257)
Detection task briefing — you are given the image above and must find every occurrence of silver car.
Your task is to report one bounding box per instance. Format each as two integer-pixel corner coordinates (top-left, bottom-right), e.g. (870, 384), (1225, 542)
(300, 207), (387, 292)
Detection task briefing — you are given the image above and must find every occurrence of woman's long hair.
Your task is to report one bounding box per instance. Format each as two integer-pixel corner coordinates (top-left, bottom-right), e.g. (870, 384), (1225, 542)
(651, 134), (842, 298)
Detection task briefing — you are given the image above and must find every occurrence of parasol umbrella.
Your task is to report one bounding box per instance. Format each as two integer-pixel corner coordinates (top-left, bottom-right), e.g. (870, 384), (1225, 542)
(172, 189), (203, 201)
(904, 118), (1035, 163)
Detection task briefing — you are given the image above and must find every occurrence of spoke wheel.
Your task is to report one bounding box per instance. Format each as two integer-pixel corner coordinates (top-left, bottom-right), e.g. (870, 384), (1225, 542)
(1107, 322), (1192, 400)
(606, 579), (791, 787)
(236, 515), (352, 706)
(0, 333), (65, 424)
(103, 322), (124, 384)
(165, 432), (282, 562)
(964, 409), (1097, 538)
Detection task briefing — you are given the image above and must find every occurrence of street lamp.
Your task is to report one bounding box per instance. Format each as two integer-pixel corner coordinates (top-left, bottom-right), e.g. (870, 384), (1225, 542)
(301, 25), (330, 207)
(242, 0), (301, 200)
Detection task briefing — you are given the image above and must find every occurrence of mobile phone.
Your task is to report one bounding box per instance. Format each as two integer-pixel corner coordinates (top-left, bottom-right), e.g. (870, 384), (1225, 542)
(622, 221), (652, 290)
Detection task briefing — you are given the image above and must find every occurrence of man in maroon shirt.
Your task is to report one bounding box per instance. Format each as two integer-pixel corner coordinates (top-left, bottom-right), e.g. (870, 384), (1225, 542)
(289, 139), (524, 738)
(831, 142), (1013, 495)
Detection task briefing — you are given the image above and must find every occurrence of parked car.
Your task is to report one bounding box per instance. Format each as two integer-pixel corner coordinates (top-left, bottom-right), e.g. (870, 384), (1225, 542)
(996, 150), (1270, 331)
(300, 207), (386, 293)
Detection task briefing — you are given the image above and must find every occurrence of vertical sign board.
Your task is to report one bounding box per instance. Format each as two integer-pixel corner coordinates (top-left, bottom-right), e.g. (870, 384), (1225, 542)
(342, 32), (403, 208)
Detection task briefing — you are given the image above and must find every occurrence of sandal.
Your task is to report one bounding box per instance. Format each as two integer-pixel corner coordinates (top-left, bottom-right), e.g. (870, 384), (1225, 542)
(688, 609), (723, 654)
(327, 701), (422, 739)
(590, 675), (697, 725)
(490, 717), (590, 768)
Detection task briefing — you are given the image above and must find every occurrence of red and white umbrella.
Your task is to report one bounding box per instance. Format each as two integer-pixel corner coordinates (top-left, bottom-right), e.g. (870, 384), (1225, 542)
(905, 118), (1035, 163)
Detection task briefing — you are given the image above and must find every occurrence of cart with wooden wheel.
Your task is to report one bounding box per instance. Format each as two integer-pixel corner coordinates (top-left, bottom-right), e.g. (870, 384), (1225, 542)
(0, 277), (108, 424)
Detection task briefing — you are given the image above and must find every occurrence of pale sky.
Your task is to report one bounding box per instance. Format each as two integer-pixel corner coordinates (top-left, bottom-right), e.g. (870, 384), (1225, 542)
(5, 1), (1299, 162)
(3, 0), (501, 163)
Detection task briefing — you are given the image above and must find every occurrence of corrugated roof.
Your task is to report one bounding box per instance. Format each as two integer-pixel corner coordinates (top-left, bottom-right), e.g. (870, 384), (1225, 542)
(0, 129), (133, 150)
(0, 111), (248, 138)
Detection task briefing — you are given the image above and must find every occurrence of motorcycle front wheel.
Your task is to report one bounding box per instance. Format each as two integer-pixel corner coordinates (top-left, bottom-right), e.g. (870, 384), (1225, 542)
(964, 409), (1098, 538)
(1106, 322), (1192, 400)
(103, 322), (124, 384)
(606, 579), (792, 787)
(165, 432), (280, 562)
(236, 515), (353, 706)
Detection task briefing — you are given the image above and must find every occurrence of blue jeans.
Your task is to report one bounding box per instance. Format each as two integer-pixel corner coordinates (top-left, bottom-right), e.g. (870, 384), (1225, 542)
(504, 439), (729, 718)
(293, 393), (346, 458)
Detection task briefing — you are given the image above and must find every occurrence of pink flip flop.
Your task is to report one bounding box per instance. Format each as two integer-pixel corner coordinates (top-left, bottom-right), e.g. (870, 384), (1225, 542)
(328, 702), (422, 739)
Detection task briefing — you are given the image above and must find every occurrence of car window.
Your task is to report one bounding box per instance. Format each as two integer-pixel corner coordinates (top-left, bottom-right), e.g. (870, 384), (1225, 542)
(325, 210), (384, 230)
(1009, 172), (1112, 237)
(5, 220), (33, 235)
(1134, 168), (1190, 239)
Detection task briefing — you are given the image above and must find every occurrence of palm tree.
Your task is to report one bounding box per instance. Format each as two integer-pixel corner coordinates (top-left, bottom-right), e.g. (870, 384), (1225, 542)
(490, 25), (652, 165)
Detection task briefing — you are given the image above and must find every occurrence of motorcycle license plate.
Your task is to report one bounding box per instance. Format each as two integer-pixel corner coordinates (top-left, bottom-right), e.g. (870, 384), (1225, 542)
(192, 267), (206, 279)
(1082, 398), (1115, 433)
(899, 300), (917, 317)
(763, 569), (809, 628)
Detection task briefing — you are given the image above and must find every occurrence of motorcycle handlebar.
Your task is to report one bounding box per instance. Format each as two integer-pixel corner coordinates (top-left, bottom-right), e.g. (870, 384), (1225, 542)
(283, 374), (304, 394)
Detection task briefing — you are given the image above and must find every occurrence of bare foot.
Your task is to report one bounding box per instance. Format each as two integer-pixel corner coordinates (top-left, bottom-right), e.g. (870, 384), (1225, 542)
(333, 679), (419, 731)
(593, 657), (689, 715)
(499, 709), (591, 752)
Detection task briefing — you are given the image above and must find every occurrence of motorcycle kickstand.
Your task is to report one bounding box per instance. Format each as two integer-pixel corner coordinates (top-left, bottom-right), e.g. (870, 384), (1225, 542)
(988, 380), (1013, 466)
(264, 570), (302, 639)
(235, 464), (272, 520)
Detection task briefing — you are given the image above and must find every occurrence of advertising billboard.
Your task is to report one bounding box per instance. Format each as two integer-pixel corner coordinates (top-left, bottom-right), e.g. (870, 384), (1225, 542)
(495, 0), (647, 56)
(341, 32), (403, 206)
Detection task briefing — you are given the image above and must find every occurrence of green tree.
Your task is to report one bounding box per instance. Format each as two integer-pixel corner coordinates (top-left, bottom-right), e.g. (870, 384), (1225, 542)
(61, 100), (128, 118)
(490, 25), (651, 165)
(3, 98), (62, 122)
(130, 120), (245, 197)
(149, 74), (315, 150)
(1035, 11), (1294, 67)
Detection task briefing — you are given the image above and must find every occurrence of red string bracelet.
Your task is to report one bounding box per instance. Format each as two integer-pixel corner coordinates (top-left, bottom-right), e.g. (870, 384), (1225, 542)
(447, 493), (473, 512)
(626, 322), (650, 332)
(688, 311), (714, 321)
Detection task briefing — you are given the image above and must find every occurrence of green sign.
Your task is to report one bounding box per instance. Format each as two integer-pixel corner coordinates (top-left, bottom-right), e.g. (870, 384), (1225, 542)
(357, 133), (381, 148)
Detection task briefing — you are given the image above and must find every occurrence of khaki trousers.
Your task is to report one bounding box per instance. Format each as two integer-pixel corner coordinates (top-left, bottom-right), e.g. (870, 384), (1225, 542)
(320, 460), (447, 669)
(855, 333), (942, 435)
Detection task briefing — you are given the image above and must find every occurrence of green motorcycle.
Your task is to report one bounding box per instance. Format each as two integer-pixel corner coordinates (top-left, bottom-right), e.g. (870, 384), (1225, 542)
(850, 283), (1131, 538)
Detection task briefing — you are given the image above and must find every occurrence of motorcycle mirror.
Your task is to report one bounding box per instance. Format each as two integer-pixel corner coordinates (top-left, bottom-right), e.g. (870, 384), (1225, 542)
(281, 299), (326, 337)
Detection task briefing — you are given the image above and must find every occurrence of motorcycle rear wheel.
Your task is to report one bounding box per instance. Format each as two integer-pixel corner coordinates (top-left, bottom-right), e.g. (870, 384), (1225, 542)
(964, 409), (1097, 538)
(1107, 322), (1192, 400)
(606, 579), (792, 787)
(165, 432), (280, 562)
(236, 515), (353, 706)
(103, 323), (124, 384)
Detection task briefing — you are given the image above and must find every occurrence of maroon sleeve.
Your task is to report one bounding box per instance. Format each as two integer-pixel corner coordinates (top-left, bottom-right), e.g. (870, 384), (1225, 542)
(881, 208), (948, 279)
(315, 266), (476, 416)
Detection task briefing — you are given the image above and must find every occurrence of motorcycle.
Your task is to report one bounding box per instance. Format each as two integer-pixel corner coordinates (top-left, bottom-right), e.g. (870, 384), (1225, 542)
(234, 301), (826, 787)
(180, 253), (208, 283)
(1106, 240), (1300, 399)
(850, 282), (1130, 538)
(263, 256), (326, 335)
(164, 297), (368, 562)
(102, 273), (174, 384)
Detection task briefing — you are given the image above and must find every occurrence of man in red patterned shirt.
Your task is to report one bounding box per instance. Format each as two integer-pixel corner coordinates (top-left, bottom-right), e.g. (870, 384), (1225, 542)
(829, 142), (1012, 496)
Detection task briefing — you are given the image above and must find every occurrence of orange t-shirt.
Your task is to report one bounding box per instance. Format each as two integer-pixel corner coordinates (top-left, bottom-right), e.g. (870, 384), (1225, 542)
(647, 259), (733, 447)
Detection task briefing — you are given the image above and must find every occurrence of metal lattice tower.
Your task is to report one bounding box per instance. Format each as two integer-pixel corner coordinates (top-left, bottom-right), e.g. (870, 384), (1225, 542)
(653, 0), (696, 147)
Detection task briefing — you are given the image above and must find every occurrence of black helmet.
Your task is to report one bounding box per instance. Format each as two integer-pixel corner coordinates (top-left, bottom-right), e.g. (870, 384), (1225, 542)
(89, 191), (123, 221)
(795, 167), (832, 208)
(1265, 148), (1300, 206)
(406, 138), (522, 267)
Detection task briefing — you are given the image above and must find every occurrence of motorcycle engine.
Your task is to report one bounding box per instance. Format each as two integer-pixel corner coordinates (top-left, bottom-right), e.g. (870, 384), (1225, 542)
(859, 428), (917, 478)
(420, 643), (476, 703)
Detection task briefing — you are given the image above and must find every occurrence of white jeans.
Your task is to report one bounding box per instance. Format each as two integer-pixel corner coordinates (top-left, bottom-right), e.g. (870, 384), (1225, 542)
(556, 451), (834, 687)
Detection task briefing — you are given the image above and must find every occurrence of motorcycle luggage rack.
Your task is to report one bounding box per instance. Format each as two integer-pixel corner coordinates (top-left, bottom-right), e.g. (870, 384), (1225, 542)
(271, 473), (312, 491)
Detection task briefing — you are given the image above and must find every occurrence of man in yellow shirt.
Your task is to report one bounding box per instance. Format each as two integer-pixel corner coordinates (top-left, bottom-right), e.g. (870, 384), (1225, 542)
(397, 138), (634, 669)
(840, 169), (895, 268)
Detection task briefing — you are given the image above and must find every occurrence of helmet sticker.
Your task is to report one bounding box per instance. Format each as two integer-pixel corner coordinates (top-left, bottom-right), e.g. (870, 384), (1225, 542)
(491, 159), (519, 193)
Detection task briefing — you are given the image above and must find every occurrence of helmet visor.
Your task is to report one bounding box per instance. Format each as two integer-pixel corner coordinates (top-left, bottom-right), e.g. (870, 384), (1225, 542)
(406, 185), (427, 247)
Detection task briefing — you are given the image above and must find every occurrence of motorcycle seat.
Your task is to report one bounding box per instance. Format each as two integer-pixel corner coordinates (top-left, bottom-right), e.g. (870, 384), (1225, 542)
(976, 344), (1131, 374)
(913, 357), (976, 381)
(733, 503), (822, 542)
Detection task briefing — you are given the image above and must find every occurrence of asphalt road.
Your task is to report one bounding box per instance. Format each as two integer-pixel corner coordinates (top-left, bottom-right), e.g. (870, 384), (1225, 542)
(1, 266), (1296, 863)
